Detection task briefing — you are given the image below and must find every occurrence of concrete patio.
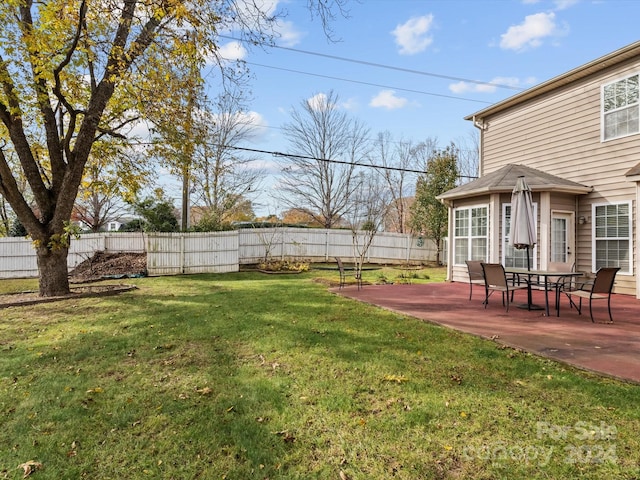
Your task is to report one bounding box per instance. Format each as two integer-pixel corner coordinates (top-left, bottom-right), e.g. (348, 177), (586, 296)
(334, 281), (640, 385)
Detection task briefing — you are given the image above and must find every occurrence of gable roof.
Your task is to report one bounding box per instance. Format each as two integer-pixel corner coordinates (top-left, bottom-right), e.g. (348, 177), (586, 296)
(465, 40), (640, 121)
(437, 164), (592, 203)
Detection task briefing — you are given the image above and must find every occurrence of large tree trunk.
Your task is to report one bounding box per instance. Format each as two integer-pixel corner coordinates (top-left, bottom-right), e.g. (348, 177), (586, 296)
(36, 245), (70, 297)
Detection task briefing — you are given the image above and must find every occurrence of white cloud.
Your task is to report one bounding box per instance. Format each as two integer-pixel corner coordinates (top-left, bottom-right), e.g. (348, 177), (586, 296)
(448, 76), (537, 94)
(275, 19), (304, 47)
(307, 92), (335, 111)
(500, 12), (559, 51)
(236, 111), (270, 143)
(554, 0), (579, 10)
(217, 41), (248, 61)
(341, 97), (359, 111)
(391, 14), (435, 55)
(369, 90), (408, 110)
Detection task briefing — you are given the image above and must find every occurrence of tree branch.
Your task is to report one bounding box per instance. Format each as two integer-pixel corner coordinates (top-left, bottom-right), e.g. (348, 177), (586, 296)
(0, 56), (50, 214)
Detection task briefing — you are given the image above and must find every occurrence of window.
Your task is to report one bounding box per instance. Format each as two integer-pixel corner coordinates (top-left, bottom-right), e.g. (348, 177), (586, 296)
(502, 203), (537, 269)
(593, 202), (631, 274)
(454, 206), (488, 264)
(603, 74), (639, 141)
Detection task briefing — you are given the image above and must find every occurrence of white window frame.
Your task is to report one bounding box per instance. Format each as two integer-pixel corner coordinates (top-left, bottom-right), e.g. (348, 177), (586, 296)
(501, 202), (538, 269)
(453, 204), (488, 265)
(592, 201), (632, 275)
(602, 73), (640, 142)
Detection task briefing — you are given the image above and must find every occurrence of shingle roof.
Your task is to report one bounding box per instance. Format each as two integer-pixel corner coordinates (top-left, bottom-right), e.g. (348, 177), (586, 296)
(437, 164), (592, 203)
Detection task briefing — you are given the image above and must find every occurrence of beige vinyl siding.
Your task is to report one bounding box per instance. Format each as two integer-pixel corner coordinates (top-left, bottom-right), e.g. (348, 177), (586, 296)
(480, 59), (640, 295)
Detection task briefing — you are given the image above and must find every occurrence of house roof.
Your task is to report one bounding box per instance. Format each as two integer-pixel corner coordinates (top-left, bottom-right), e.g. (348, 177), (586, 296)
(626, 162), (640, 177)
(437, 164), (592, 203)
(465, 40), (640, 122)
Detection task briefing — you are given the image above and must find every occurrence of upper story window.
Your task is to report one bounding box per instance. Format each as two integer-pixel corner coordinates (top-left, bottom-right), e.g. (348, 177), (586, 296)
(602, 74), (639, 141)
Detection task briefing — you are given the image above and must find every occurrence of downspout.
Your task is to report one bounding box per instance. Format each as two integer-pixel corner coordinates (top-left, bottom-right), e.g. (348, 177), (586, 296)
(472, 115), (484, 177)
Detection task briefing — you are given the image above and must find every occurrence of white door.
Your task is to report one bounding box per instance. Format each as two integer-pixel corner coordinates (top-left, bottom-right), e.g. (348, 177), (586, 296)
(550, 211), (575, 270)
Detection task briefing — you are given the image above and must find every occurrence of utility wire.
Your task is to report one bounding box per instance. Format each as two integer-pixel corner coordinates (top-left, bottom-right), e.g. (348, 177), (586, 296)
(245, 61), (492, 104)
(135, 140), (477, 178)
(219, 34), (524, 92)
(218, 143), (478, 179)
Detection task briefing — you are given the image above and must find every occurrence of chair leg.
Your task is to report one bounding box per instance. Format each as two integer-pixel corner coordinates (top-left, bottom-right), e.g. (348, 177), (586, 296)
(607, 296), (614, 323)
(469, 283), (472, 301)
(567, 295), (582, 315)
(589, 300), (594, 323)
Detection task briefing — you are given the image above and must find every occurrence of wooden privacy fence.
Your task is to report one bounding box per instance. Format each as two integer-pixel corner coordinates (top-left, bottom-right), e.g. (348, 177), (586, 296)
(0, 228), (439, 279)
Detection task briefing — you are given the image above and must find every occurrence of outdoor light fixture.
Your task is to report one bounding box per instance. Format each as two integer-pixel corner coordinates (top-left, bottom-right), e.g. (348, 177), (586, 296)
(578, 216), (587, 225)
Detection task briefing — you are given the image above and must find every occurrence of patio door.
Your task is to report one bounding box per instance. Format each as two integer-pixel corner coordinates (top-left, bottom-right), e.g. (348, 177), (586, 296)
(550, 211), (575, 270)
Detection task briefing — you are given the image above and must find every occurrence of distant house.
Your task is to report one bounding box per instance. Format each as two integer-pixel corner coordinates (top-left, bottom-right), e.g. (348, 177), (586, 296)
(438, 40), (640, 298)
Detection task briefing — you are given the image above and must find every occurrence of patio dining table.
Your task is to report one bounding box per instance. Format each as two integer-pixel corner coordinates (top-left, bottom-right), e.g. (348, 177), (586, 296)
(504, 267), (583, 317)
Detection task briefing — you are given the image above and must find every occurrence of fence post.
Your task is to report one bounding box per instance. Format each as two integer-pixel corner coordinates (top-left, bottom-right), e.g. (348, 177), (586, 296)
(406, 233), (411, 264)
(325, 230), (329, 261)
(281, 228), (285, 260)
(181, 233), (186, 274)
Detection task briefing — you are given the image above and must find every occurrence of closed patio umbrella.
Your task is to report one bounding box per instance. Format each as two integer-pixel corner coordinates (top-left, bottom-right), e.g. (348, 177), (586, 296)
(510, 175), (538, 310)
(509, 176), (536, 270)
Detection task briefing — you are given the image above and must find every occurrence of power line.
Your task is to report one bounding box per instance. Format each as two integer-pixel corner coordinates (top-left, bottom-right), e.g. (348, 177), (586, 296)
(245, 61), (492, 105)
(219, 34), (524, 92)
(217, 143), (478, 179)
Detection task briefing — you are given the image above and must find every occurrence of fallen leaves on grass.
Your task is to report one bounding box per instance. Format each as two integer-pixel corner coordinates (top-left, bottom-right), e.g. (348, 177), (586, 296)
(18, 460), (42, 478)
(382, 374), (408, 383)
(274, 430), (296, 443)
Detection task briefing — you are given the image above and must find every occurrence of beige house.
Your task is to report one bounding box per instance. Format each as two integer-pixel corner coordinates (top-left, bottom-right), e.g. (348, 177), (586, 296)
(438, 40), (640, 299)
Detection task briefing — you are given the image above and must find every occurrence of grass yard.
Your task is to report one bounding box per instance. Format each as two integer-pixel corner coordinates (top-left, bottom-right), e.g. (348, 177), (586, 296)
(0, 266), (639, 479)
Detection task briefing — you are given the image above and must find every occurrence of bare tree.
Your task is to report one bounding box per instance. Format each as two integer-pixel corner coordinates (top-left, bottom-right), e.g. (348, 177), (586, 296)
(189, 89), (264, 230)
(370, 132), (438, 233)
(347, 172), (390, 281)
(277, 90), (370, 228)
(455, 130), (480, 183)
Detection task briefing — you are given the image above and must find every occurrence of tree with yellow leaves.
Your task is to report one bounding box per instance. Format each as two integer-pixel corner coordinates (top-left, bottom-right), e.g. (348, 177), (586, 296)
(0, 0), (347, 296)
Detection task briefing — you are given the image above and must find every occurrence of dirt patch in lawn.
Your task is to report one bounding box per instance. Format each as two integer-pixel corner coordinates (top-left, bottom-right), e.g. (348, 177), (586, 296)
(1, 252), (145, 308)
(0, 283), (137, 309)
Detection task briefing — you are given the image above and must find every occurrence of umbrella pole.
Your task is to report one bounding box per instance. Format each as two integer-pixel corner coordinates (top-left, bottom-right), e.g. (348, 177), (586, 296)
(527, 246), (532, 310)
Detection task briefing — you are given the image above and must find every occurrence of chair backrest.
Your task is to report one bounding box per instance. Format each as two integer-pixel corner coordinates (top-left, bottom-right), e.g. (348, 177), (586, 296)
(546, 261), (575, 284)
(481, 263), (508, 288)
(335, 257), (345, 274)
(465, 260), (484, 281)
(591, 267), (620, 294)
(548, 261), (575, 273)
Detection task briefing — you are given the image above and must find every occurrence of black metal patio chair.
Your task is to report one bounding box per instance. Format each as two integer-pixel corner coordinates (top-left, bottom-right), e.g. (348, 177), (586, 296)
(481, 263), (528, 312)
(561, 267), (620, 323)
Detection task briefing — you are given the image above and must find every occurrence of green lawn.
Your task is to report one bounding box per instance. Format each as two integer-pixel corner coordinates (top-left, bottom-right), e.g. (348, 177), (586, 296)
(0, 267), (638, 479)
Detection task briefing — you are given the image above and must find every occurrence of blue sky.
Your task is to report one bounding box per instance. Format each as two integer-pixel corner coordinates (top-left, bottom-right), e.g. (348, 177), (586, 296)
(188, 0), (640, 217)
